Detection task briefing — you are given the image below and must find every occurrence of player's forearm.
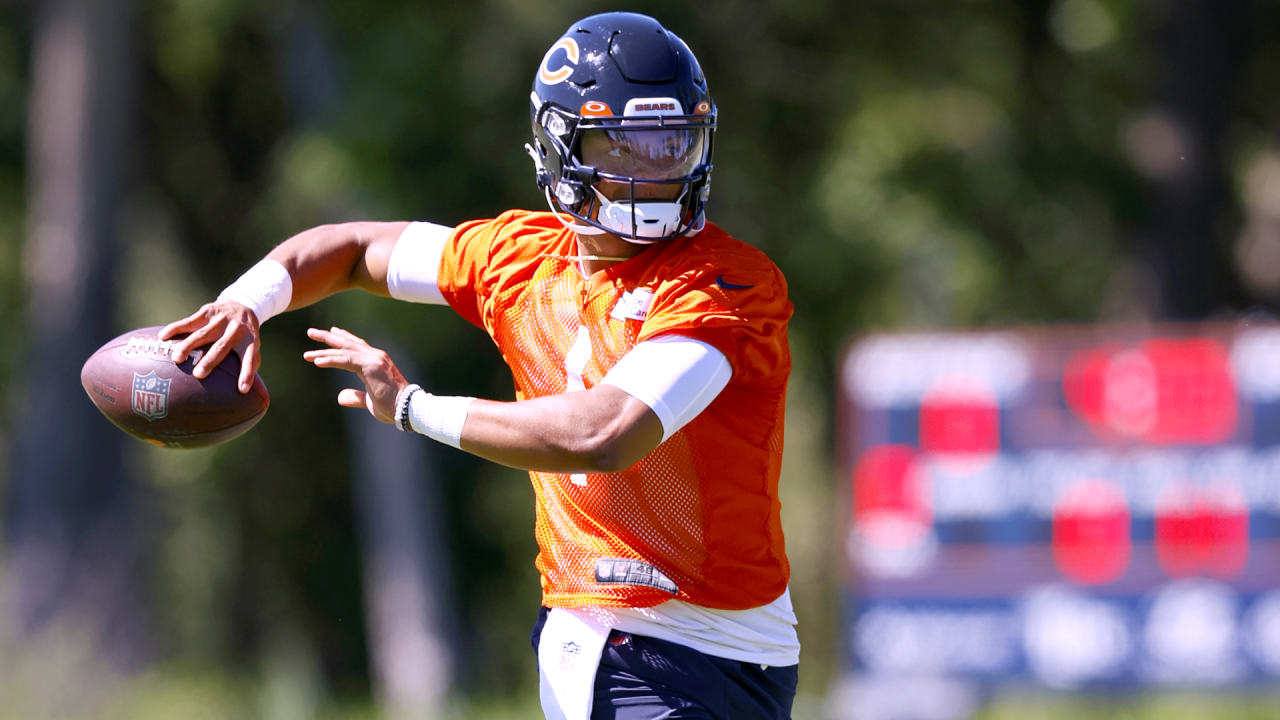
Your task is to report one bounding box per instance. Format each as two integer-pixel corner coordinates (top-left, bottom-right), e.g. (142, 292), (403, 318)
(265, 221), (409, 309)
(456, 388), (662, 474)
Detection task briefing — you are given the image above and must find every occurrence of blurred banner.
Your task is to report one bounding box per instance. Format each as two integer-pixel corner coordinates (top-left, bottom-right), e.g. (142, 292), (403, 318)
(836, 324), (1280, 718)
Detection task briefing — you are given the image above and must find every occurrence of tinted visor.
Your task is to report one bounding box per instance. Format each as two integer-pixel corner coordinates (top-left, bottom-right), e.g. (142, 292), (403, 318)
(578, 126), (708, 180)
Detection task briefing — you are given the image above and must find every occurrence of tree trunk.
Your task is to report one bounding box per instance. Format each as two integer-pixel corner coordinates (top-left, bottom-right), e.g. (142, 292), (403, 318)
(341, 349), (456, 719)
(277, 3), (456, 712)
(5, 0), (146, 682)
(1144, 0), (1251, 318)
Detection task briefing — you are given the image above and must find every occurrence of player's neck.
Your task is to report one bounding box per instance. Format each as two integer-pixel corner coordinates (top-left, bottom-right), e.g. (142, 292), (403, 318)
(572, 232), (645, 277)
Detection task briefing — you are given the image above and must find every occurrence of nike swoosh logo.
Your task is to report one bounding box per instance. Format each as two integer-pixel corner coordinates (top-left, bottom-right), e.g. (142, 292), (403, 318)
(715, 274), (754, 290)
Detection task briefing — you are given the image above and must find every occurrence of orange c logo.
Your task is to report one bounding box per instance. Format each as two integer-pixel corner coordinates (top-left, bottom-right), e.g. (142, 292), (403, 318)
(539, 38), (579, 86)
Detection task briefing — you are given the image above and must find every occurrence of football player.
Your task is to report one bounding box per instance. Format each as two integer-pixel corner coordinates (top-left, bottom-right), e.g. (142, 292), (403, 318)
(162, 12), (798, 719)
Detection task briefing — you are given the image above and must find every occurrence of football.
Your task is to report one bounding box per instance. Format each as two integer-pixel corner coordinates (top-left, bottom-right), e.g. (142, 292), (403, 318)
(80, 325), (269, 448)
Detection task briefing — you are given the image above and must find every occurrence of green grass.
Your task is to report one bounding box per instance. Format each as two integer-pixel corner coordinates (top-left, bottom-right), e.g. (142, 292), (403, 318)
(978, 690), (1280, 720)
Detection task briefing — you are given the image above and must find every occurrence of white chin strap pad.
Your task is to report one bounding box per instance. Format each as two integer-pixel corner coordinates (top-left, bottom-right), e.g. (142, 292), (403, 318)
(597, 196), (683, 240)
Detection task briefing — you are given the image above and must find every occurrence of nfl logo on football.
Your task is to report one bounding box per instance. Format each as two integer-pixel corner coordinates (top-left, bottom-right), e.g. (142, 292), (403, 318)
(132, 370), (171, 421)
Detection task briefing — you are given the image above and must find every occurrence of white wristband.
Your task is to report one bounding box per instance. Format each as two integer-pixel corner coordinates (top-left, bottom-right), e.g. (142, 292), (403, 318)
(217, 258), (293, 325)
(407, 392), (475, 449)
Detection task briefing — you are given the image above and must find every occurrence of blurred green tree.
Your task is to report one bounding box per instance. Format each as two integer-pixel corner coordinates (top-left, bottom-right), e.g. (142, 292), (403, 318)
(2, 0), (1279, 715)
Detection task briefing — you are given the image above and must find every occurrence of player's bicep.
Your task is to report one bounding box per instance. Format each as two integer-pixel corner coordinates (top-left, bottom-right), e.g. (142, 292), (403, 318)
(591, 384), (666, 463)
(359, 221), (452, 302)
(602, 335), (733, 442)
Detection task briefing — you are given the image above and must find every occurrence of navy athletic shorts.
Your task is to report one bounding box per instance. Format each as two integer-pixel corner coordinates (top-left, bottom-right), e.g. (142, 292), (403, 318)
(531, 606), (799, 719)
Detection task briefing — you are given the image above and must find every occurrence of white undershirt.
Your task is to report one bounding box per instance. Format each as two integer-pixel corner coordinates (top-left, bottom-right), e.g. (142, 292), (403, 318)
(600, 334), (731, 441)
(573, 589), (799, 667)
(386, 221), (801, 666)
(385, 221), (452, 304)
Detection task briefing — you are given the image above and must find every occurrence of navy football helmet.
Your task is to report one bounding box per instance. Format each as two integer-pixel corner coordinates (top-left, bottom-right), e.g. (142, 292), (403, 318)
(525, 12), (716, 243)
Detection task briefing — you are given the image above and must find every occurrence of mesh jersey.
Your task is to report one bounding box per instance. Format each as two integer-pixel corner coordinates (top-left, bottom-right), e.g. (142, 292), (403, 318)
(438, 210), (792, 610)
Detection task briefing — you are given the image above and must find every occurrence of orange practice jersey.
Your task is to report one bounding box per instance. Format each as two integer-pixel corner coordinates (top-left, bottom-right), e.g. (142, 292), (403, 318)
(438, 210), (793, 610)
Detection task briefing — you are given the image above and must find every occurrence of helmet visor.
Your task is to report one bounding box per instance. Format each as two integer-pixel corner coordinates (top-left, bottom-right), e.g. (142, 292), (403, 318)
(578, 125), (709, 181)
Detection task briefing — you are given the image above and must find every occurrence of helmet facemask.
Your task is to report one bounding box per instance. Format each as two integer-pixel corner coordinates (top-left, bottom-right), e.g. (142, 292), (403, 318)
(531, 103), (715, 244)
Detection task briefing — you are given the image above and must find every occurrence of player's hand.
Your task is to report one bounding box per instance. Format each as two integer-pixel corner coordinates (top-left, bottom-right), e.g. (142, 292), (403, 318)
(159, 300), (263, 394)
(303, 326), (408, 424)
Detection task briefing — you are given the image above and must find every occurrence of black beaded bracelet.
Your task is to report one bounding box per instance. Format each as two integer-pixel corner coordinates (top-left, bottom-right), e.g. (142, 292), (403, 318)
(394, 383), (422, 432)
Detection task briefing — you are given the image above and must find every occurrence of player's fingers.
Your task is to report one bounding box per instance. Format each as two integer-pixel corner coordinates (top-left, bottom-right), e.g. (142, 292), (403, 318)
(307, 327), (355, 350)
(238, 340), (259, 394)
(195, 324), (240, 379)
(302, 348), (351, 361)
(171, 320), (223, 364)
(329, 326), (369, 347)
(159, 307), (210, 341)
(304, 350), (358, 370)
(337, 388), (367, 409)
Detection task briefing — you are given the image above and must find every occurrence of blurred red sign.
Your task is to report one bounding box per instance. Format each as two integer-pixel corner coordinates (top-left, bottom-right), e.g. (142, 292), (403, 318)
(1052, 479), (1131, 585)
(919, 380), (1000, 456)
(1155, 483), (1249, 579)
(1063, 339), (1237, 445)
(840, 326), (1280, 690)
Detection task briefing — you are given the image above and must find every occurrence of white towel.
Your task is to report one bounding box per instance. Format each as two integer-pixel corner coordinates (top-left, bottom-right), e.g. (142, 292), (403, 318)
(538, 608), (612, 720)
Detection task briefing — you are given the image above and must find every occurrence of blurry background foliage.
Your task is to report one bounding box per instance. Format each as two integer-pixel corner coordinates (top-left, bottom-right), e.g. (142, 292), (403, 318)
(2, 0), (1279, 717)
